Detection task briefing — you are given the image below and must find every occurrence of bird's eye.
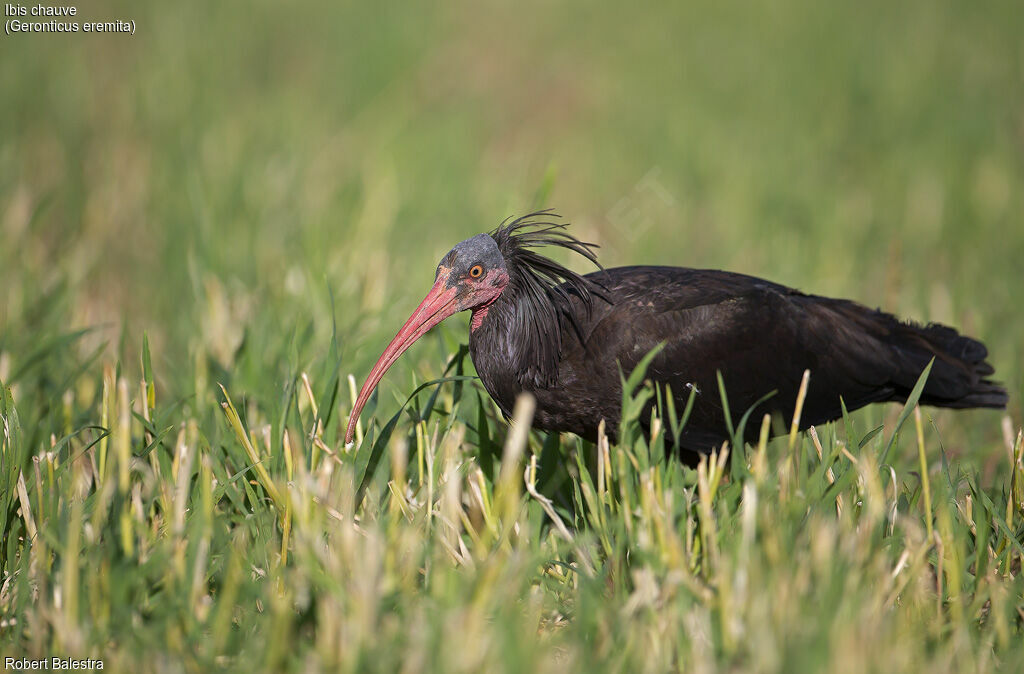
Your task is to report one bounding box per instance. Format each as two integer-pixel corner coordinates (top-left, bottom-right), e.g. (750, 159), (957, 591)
(469, 265), (483, 279)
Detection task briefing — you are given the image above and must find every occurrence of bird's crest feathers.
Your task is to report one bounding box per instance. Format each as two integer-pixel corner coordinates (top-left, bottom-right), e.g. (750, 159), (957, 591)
(488, 210), (604, 387)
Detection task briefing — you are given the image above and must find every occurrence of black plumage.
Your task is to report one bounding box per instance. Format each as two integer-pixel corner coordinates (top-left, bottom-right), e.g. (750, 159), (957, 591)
(346, 211), (1007, 461)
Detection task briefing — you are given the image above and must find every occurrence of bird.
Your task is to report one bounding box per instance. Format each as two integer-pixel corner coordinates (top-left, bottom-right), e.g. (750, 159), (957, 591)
(344, 211), (1007, 463)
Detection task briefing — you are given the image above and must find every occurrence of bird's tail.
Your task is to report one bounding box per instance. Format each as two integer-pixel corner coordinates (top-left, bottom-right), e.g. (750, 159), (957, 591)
(890, 321), (1007, 409)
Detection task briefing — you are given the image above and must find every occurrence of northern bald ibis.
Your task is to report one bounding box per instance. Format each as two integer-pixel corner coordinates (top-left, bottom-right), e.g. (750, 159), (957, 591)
(345, 212), (1006, 462)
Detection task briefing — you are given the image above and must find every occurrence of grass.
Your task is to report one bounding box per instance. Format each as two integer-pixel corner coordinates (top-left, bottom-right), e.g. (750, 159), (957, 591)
(1, 334), (1022, 672)
(2, 0), (1024, 671)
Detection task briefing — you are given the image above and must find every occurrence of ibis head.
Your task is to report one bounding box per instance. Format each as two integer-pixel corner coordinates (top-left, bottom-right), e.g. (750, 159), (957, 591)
(344, 233), (511, 444)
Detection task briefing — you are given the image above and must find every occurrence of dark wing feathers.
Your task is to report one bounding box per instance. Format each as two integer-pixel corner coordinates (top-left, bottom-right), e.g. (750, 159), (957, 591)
(564, 266), (1006, 452)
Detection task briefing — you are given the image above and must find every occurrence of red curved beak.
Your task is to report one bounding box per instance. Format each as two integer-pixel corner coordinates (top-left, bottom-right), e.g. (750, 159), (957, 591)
(345, 271), (460, 445)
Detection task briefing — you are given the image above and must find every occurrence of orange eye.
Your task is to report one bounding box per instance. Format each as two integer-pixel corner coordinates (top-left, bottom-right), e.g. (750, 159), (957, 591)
(469, 265), (483, 278)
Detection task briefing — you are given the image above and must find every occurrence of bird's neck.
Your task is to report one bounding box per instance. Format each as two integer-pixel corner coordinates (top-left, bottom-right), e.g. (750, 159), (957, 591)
(469, 294), (502, 333)
(468, 279), (566, 389)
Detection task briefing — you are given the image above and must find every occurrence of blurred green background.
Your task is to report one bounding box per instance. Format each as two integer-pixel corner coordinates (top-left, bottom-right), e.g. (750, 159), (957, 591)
(2, 0), (1022, 455)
